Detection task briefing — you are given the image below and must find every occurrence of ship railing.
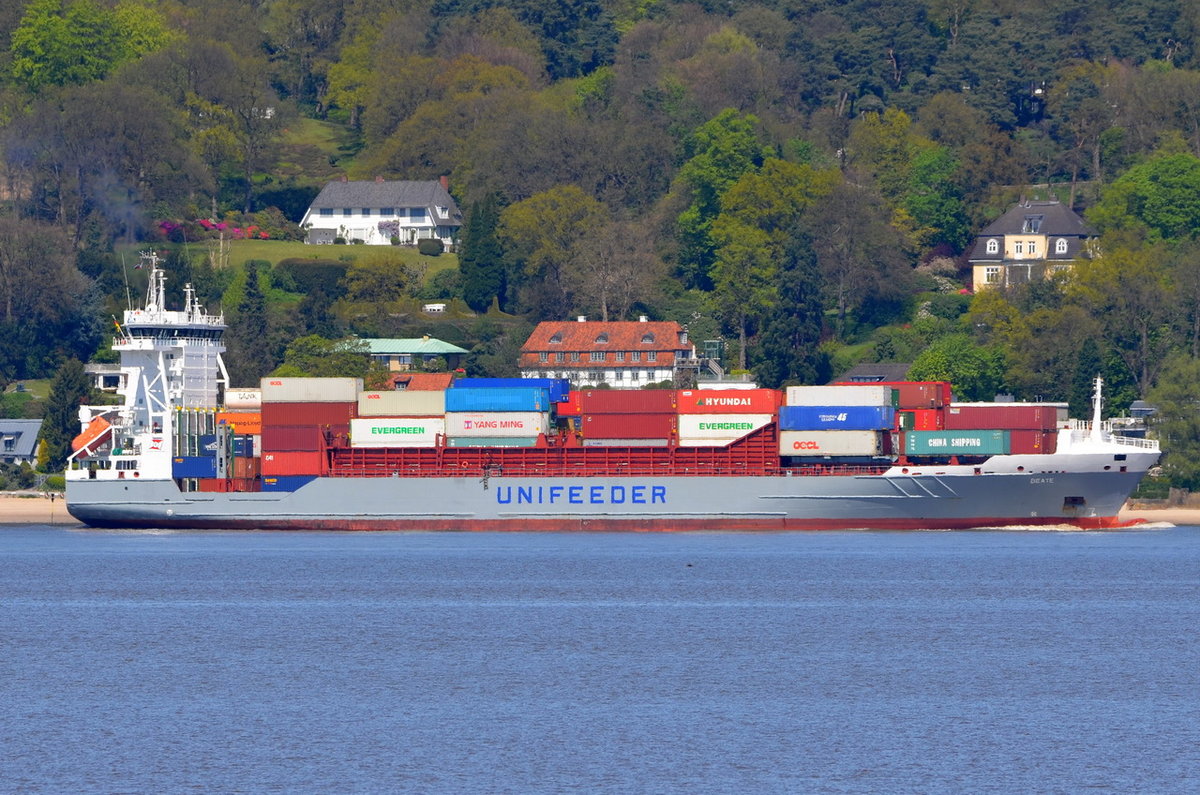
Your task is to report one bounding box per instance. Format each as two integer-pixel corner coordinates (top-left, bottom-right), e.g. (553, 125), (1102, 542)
(1063, 420), (1159, 450)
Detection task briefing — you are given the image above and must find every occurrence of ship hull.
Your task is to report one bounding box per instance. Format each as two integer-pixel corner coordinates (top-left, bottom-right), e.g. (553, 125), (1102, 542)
(66, 453), (1152, 531)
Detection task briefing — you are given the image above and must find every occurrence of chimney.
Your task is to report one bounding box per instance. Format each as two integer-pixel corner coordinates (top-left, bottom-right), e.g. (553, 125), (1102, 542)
(422, 334), (430, 341)
(439, 175), (449, 191)
(639, 315), (648, 322)
(375, 175), (384, 183)
(576, 316), (586, 322)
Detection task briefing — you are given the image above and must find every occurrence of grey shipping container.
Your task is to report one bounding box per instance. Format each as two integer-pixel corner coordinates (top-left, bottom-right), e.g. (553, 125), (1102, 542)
(260, 377), (362, 403)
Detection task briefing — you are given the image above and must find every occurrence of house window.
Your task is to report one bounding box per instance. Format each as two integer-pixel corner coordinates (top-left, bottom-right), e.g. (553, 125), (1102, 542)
(984, 266), (1001, 284)
(631, 351), (641, 362)
(539, 352), (548, 363)
(1022, 215), (1043, 233)
(342, 208), (352, 217)
(641, 333), (655, 344)
(381, 207), (394, 216)
(616, 351), (624, 361)
(595, 333), (608, 344)
(646, 351), (657, 362)
(555, 352), (565, 363)
(410, 208), (427, 221)
(1015, 241), (1023, 254)
(986, 238), (998, 255)
(590, 351), (605, 362)
(362, 208), (372, 216)
(436, 206), (449, 218)
(1056, 238), (1068, 255)
(571, 352), (581, 362)
(549, 333), (563, 344)
(3, 437), (14, 452)
(630, 370), (640, 381)
(644, 371), (654, 382)
(1029, 241), (1037, 255)
(319, 208), (333, 217)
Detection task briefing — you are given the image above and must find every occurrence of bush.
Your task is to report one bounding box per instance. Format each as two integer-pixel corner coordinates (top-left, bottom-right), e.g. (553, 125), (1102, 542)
(43, 474), (65, 491)
(417, 238), (444, 256)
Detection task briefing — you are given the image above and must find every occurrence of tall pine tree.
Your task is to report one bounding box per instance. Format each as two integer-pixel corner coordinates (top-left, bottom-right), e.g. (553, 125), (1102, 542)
(752, 229), (829, 388)
(459, 194), (506, 312)
(41, 358), (92, 472)
(224, 263), (272, 387)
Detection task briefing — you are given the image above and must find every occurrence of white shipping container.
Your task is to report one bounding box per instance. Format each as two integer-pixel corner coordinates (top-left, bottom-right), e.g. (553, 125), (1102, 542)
(357, 390), (445, 417)
(350, 417), (444, 447)
(785, 385), (894, 407)
(778, 430), (883, 456)
(677, 414), (773, 442)
(225, 389), (262, 409)
(444, 411), (550, 438)
(260, 377), (363, 403)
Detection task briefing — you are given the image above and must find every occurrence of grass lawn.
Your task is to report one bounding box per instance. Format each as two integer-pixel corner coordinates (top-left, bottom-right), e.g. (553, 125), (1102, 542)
(224, 240), (459, 280)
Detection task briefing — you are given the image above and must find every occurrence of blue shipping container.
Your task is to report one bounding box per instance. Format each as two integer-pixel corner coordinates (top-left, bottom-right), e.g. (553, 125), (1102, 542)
(778, 405), (896, 431)
(172, 456), (217, 478)
(232, 435), (254, 457)
(198, 434), (219, 456)
(261, 475), (317, 492)
(445, 387), (550, 413)
(453, 378), (571, 403)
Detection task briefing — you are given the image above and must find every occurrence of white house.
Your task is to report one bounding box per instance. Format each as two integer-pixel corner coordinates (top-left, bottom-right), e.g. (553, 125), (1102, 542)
(301, 177), (463, 247)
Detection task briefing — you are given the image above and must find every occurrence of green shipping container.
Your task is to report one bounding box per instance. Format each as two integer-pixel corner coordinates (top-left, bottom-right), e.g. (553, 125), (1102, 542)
(905, 430), (1009, 456)
(898, 411), (915, 431)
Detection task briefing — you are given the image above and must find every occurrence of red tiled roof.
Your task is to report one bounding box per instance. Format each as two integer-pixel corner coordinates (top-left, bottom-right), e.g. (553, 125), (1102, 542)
(518, 320), (693, 370)
(391, 373), (455, 390)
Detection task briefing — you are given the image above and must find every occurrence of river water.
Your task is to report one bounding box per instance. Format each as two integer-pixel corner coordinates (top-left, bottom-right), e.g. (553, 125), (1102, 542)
(2, 525), (1198, 793)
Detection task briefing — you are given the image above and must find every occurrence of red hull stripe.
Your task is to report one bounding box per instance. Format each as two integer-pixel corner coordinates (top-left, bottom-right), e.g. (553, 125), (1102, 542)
(76, 515), (1143, 532)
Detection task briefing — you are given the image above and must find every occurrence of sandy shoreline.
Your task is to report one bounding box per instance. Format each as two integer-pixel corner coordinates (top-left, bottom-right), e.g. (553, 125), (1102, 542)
(0, 492), (1197, 528)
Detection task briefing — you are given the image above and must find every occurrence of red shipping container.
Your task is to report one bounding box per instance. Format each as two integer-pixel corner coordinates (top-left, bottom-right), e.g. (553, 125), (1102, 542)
(1009, 429), (1049, 454)
(579, 390), (677, 414)
(582, 413), (677, 439)
(197, 478), (229, 492)
(261, 450), (325, 475)
(913, 409), (943, 430)
(944, 405), (1059, 431)
(676, 389), (780, 414)
(556, 391), (583, 416)
(261, 402), (356, 426)
(261, 425), (325, 451)
(229, 477), (260, 493)
(233, 457), (261, 478)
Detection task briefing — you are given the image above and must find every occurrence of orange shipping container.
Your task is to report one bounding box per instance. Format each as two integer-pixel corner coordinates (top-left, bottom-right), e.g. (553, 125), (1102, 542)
(261, 450), (325, 476)
(217, 411), (262, 435)
(676, 389), (780, 415)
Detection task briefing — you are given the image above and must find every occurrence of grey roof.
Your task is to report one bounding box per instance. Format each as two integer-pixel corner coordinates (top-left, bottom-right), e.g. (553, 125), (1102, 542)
(831, 363), (912, 383)
(0, 419), (43, 458)
(309, 180), (462, 225)
(363, 338), (469, 356)
(978, 201), (1095, 237)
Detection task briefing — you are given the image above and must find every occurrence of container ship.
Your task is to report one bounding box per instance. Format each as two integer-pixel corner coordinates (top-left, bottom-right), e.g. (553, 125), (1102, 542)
(65, 255), (1160, 531)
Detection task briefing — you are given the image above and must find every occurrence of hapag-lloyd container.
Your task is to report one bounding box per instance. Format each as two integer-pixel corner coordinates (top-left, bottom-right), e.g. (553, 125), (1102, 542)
(582, 413), (676, 439)
(778, 431), (884, 457)
(225, 389), (262, 409)
(444, 387), (550, 413)
(579, 390), (677, 414)
(357, 390), (445, 417)
(785, 385), (895, 407)
(445, 412), (550, 437)
(350, 417), (444, 447)
(904, 430), (1010, 456)
(944, 404), (1060, 431)
(217, 411), (262, 435)
(778, 405), (896, 431)
(677, 414), (773, 443)
(260, 377), (362, 403)
(676, 389), (779, 415)
(261, 402), (356, 426)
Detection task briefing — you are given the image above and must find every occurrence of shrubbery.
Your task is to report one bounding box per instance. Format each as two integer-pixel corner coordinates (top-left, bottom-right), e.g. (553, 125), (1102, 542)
(417, 238), (444, 256)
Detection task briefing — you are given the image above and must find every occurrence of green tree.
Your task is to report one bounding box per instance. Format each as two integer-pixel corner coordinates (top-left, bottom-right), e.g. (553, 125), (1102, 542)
(752, 229), (829, 387)
(1146, 353), (1200, 489)
(40, 359), (93, 472)
(459, 193), (506, 312)
(907, 334), (1006, 401)
(276, 335), (371, 378)
(1089, 152), (1200, 242)
(224, 263), (272, 387)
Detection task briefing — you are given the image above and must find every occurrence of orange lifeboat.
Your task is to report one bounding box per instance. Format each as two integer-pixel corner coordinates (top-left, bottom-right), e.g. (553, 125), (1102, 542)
(71, 416), (112, 458)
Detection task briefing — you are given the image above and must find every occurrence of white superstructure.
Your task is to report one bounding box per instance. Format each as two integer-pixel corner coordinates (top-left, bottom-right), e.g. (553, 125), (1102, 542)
(67, 252), (227, 482)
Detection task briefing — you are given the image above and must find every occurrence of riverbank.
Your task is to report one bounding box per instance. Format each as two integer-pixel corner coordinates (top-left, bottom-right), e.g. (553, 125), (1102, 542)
(0, 492), (1197, 528)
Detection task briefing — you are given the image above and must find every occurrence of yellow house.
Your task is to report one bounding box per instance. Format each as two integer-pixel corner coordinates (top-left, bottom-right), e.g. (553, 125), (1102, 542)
(968, 200), (1097, 289)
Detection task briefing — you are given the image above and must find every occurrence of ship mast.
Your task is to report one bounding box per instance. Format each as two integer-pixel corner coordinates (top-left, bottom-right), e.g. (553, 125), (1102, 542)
(1090, 375), (1105, 442)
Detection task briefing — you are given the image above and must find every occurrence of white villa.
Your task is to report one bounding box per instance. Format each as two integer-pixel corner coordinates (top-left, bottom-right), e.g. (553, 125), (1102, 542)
(301, 177), (463, 247)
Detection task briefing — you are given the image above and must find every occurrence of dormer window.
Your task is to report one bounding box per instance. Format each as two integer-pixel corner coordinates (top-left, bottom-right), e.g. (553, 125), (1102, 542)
(986, 239), (999, 255)
(1022, 215), (1043, 233)
(549, 332), (563, 344)
(595, 333), (609, 344)
(641, 333), (655, 344)
(1056, 238), (1068, 255)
